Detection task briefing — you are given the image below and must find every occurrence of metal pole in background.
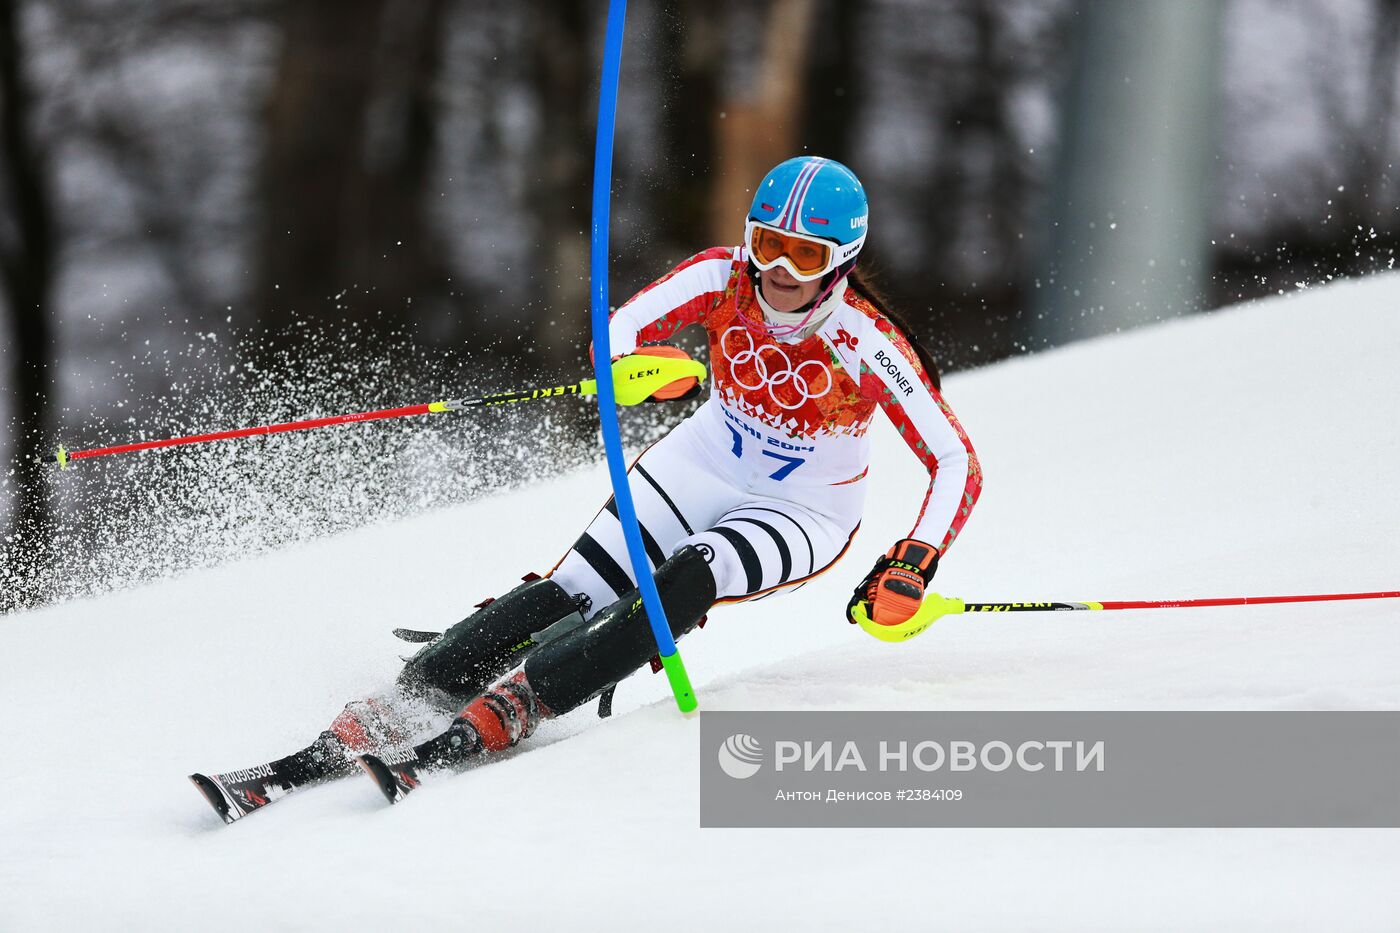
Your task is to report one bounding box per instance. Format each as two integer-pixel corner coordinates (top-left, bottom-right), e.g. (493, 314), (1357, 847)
(1033, 2), (1224, 347)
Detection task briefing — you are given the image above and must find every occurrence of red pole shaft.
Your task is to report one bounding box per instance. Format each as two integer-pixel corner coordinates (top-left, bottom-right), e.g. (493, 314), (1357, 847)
(1096, 591), (1400, 611)
(67, 402), (435, 462)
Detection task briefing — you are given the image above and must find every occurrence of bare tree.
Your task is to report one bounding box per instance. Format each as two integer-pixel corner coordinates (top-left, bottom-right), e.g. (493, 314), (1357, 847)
(359, 0), (454, 334)
(257, 0), (452, 349)
(521, 0), (594, 371)
(710, 0), (817, 243)
(655, 0), (722, 253)
(800, 0), (858, 163)
(258, 0), (385, 337)
(0, 0), (57, 611)
(1213, 0), (1400, 307)
(1351, 0), (1400, 227)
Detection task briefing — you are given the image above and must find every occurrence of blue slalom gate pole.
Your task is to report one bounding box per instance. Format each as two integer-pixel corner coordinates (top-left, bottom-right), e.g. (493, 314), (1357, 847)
(588, 0), (697, 713)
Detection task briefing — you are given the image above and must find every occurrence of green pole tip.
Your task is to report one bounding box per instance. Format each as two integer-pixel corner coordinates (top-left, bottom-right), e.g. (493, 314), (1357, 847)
(659, 652), (698, 714)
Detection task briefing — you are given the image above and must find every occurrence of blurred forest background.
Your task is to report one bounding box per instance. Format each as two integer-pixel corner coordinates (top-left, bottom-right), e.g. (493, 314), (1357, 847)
(2, 0), (1398, 612)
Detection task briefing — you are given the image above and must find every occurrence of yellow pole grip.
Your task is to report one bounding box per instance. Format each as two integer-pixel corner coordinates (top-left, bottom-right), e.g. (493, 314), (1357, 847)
(850, 593), (966, 643)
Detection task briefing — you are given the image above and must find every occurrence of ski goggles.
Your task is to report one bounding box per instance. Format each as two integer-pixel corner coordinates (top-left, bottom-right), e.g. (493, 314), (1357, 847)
(745, 220), (838, 281)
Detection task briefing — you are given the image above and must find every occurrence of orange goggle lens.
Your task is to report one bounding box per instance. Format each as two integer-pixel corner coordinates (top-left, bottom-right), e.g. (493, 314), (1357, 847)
(749, 225), (834, 278)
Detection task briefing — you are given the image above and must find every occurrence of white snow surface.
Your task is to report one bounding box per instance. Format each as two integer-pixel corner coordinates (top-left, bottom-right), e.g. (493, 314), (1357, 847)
(2, 276), (1398, 931)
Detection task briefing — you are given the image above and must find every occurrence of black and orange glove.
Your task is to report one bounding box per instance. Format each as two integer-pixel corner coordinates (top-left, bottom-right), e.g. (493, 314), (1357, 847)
(847, 538), (939, 627)
(631, 345), (703, 402)
(591, 343), (704, 403)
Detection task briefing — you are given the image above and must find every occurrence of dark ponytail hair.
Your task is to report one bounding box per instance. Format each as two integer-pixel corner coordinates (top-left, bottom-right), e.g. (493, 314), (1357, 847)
(847, 267), (942, 390)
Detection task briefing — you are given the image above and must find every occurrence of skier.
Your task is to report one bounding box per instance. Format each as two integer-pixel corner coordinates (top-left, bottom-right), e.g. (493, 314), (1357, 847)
(192, 156), (983, 817)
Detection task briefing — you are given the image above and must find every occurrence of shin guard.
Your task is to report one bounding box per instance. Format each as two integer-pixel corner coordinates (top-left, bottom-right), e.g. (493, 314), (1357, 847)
(399, 577), (583, 701)
(523, 546), (716, 716)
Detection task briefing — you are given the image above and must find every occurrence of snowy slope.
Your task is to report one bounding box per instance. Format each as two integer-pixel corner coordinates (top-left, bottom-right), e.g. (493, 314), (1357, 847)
(2, 276), (1398, 931)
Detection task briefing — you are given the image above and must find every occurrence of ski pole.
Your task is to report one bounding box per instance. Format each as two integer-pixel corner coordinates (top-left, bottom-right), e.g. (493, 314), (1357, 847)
(850, 589), (1400, 643)
(38, 354), (705, 468)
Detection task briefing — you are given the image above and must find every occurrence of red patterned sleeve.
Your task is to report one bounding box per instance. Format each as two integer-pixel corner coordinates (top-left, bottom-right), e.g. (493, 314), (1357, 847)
(606, 247), (737, 356)
(861, 316), (982, 555)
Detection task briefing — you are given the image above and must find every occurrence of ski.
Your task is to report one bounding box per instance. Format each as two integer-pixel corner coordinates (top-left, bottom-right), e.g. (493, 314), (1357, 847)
(354, 716), (485, 805)
(355, 750), (422, 804)
(189, 731), (355, 824)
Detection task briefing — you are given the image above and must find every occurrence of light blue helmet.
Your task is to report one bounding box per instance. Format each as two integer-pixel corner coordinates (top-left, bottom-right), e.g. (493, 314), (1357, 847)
(746, 156), (868, 281)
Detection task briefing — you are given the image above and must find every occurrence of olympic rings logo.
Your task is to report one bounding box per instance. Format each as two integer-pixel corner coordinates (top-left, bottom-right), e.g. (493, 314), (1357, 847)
(720, 325), (833, 411)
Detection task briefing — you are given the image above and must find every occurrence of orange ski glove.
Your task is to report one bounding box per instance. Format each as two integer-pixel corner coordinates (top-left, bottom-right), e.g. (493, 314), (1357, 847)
(848, 538), (940, 627)
(589, 343), (705, 402)
(631, 345), (703, 402)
